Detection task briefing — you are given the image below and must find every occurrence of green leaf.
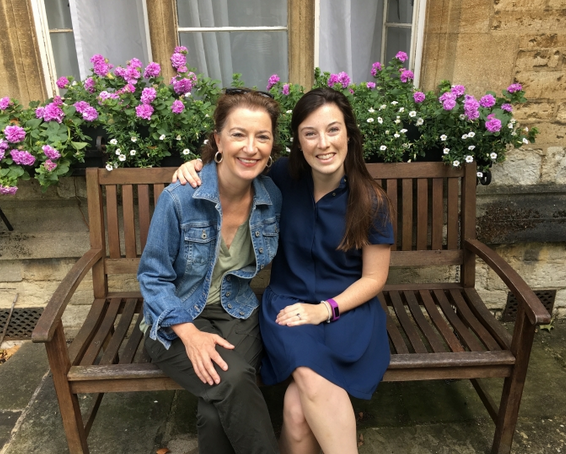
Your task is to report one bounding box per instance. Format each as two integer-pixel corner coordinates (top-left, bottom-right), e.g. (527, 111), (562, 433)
(71, 141), (89, 151)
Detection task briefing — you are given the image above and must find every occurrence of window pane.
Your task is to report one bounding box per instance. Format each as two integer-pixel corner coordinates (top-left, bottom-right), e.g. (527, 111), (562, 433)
(387, 0), (413, 24)
(50, 32), (80, 81)
(44, 0), (73, 29)
(180, 31), (288, 89)
(177, 0), (286, 27)
(385, 27), (411, 67)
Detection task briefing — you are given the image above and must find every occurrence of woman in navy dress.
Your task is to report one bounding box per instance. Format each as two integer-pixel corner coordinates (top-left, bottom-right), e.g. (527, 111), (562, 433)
(174, 87), (393, 454)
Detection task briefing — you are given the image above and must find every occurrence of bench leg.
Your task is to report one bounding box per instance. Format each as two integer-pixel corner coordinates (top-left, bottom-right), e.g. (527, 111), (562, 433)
(45, 321), (90, 454)
(491, 309), (536, 454)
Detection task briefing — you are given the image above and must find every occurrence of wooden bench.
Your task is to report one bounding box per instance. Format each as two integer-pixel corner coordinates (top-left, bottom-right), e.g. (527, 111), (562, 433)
(32, 163), (550, 454)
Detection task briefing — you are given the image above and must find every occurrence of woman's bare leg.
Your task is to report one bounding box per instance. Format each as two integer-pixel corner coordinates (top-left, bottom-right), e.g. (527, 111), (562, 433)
(291, 367), (358, 454)
(279, 381), (320, 454)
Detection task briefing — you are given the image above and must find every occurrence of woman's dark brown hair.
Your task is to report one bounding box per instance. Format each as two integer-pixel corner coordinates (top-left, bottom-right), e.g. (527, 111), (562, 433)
(289, 87), (392, 251)
(200, 89), (281, 163)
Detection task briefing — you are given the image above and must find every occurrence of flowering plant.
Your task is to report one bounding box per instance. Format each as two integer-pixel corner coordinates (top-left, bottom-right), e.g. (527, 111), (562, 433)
(0, 47), (220, 193)
(267, 51), (538, 180)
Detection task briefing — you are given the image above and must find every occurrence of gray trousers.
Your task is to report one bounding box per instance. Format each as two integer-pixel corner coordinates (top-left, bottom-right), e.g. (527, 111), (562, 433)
(144, 305), (278, 454)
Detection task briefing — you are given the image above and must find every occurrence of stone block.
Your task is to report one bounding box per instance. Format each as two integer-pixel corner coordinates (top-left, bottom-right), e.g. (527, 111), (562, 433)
(518, 33), (566, 49)
(533, 122), (566, 144)
(555, 289), (566, 309)
(0, 262), (22, 282)
(517, 71), (566, 99)
(493, 0), (547, 11)
(490, 148), (542, 186)
(492, 11), (565, 33)
(556, 102), (566, 123)
(514, 101), (556, 122)
(56, 177), (88, 199)
(22, 258), (78, 281)
(515, 49), (563, 72)
(541, 146), (566, 184)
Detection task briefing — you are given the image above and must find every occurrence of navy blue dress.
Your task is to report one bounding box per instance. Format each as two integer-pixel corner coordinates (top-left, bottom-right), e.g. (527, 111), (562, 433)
(259, 158), (394, 399)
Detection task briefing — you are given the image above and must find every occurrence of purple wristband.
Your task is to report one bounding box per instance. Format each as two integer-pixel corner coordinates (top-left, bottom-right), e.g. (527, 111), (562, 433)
(326, 298), (340, 322)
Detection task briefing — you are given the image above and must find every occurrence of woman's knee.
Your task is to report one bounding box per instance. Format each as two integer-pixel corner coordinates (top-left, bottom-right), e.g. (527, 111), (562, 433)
(292, 367), (326, 400)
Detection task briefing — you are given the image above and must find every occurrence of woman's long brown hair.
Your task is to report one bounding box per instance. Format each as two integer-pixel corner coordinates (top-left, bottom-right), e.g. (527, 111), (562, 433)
(289, 87), (392, 251)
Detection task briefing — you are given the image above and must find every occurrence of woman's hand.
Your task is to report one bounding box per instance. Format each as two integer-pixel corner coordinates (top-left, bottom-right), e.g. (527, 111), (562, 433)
(276, 302), (329, 326)
(172, 322), (234, 385)
(172, 159), (204, 186)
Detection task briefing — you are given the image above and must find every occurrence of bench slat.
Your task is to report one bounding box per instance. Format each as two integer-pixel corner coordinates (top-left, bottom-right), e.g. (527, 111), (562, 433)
(122, 185), (137, 258)
(69, 298), (107, 366)
(431, 178), (443, 250)
(80, 299), (122, 366)
(419, 290), (465, 352)
(389, 291), (428, 353)
(416, 178), (428, 250)
(379, 293), (409, 354)
(464, 288), (512, 349)
(120, 313), (145, 364)
(99, 298), (139, 365)
(404, 291), (447, 353)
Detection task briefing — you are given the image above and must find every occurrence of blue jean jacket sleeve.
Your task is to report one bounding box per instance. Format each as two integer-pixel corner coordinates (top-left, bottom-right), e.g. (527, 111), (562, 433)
(138, 189), (194, 346)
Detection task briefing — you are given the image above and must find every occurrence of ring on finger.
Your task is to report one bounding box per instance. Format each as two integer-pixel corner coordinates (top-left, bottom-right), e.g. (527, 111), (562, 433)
(296, 313), (301, 320)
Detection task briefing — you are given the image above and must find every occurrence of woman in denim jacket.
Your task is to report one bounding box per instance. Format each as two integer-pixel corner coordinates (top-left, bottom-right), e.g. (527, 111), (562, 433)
(138, 89), (282, 454)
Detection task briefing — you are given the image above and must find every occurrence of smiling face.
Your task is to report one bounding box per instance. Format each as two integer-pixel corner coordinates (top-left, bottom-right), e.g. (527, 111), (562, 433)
(214, 107), (273, 186)
(297, 103), (348, 181)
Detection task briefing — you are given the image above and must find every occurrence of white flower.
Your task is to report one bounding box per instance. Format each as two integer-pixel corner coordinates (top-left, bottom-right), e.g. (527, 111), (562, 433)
(462, 134), (468, 140)
(443, 148), (450, 155)
(477, 171), (484, 178)
(110, 138), (118, 145)
(398, 107), (405, 113)
(385, 130), (390, 134)
(368, 108), (375, 113)
(511, 131), (517, 136)
(289, 137), (293, 142)
(118, 154), (127, 162)
(286, 110), (292, 114)
(115, 148), (121, 156)
(131, 137), (137, 142)
(468, 131), (475, 138)
(523, 138), (529, 144)
(380, 145), (387, 151)
(440, 134), (448, 141)
(182, 149), (191, 155)
(185, 92), (192, 97)
(176, 135), (182, 141)
(285, 147), (290, 153)
(391, 101), (398, 105)
(416, 118), (424, 126)
(468, 145), (476, 150)
(510, 118), (516, 124)
(409, 111), (416, 117)
(508, 123), (514, 129)
(367, 118), (374, 123)
(394, 119), (401, 124)
(490, 152), (498, 160)
(524, 126), (529, 132)
(459, 114), (466, 120)
(400, 129), (408, 134)
(159, 134), (166, 140)
(453, 160), (460, 167)
(465, 155), (474, 163)
(377, 117), (383, 124)
(130, 150), (136, 156)
(105, 163), (113, 171)
(379, 104), (387, 110)
(403, 143), (410, 148)
(204, 139), (209, 144)
(72, 81), (78, 86)
(394, 133), (400, 138)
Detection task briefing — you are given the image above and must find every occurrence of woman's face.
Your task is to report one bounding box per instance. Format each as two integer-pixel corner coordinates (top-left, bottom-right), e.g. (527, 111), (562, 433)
(297, 103), (348, 179)
(214, 107), (273, 185)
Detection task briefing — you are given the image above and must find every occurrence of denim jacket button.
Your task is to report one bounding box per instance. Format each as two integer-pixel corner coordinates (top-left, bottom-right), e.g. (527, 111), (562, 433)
(255, 231), (260, 237)
(226, 275), (231, 281)
(201, 231), (207, 239)
(194, 305), (198, 310)
(259, 247), (263, 253)
(226, 292), (231, 297)
(260, 264), (264, 269)
(239, 311), (244, 316)
(228, 304), (233, 309)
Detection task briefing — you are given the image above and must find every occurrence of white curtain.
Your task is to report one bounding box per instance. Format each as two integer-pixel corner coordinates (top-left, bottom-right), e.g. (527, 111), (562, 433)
(319, 0), (384, 83)
(69, 0), (151, 80)
(177, 0), (288, 89)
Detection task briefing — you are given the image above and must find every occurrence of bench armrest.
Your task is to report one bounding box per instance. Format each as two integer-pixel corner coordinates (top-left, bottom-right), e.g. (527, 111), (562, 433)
(32, 248), (104, 343)
(464, 239), (550, 325)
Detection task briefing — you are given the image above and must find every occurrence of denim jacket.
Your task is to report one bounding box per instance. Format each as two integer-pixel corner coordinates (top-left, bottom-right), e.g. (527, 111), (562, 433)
(138, 162), (282, 348)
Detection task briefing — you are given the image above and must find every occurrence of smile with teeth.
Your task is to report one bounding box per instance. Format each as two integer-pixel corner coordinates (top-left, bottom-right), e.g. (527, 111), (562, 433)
(238, 157), (260, 164)
(316, 152), (335, 160)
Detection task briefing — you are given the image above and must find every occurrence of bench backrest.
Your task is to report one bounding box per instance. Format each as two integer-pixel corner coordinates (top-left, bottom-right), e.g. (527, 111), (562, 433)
(85, 161), (478, 297)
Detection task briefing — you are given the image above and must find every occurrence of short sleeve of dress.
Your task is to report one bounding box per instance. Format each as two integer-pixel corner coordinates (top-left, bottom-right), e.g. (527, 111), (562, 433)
(368, 205), (395, 245)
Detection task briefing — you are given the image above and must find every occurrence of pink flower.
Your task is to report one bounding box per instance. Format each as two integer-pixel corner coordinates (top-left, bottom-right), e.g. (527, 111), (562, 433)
(10, 149), (36, 166)
(0, 97), (12, 110)
(507, 83), (522, 93)
(35, 107), (45, 119)
(82, 106), (98, 122)
(74, 101), (89, 113)
(282, 84), (290, 95)
(84, 77), (96, 93)
(480, 94), (496, 108)
(44, 159), (58, 171)
(0, 184), (18, 195)
(56, 77), (70, 89)
(267, 74), (280, 90)
(42, 145), (61, 160)
(371, 62), (382, 77)
(413, 91), (426, 103)
(128, 58), (143, 69)
(451, 85), (466, 97)
(135, 103), (154, 120)
(170, 52), (187, 69)
(485, 114), (502, 132)
(144, 62), (161, 78)
(141, 87), (157, 104)
(90, 54), (112, 77)
(400, 70), (414, 83)
(366, 82), (376, 89)
(172, 77), (193, 95)
(175, 46), (188, 54)
(501, 103), (513, 112)
(464, 95), (480, 121)
(395, 51), (408, 62)
(328, 72), (351, 89)
(4, 125), (26, 143)
(439, 92), (456, 110)
(42, 102), (65, 123)
(171, 100), (185, 114)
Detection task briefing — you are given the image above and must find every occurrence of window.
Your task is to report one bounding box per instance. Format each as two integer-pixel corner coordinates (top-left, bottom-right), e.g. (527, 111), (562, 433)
(31, 0), (152, 96)
(176, 0), (288, 89)
(317, 0), (426, 85)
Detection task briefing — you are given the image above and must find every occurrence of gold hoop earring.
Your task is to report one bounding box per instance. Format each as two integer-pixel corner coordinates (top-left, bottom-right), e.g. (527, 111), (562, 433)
(214, 151), (223, 163)
(266, 156), (273, 168)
